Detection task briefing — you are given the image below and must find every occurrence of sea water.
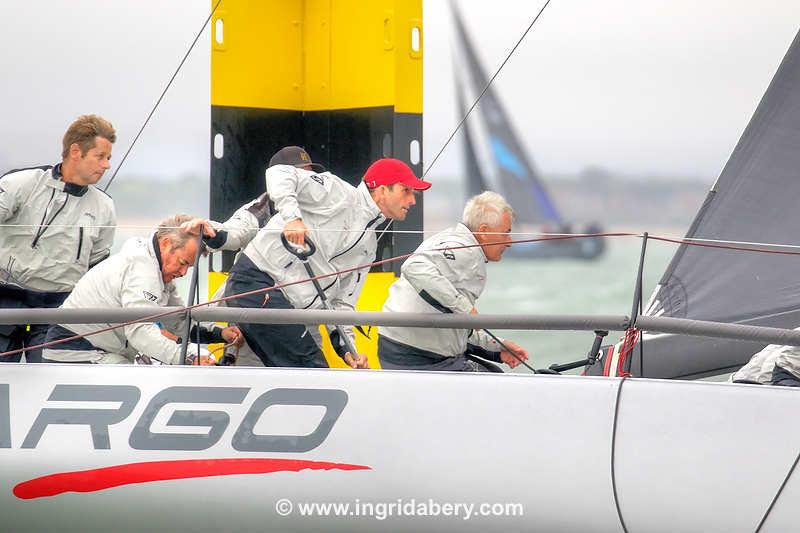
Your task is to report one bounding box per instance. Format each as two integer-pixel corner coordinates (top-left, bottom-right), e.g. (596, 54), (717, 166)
(478, 235), (677, 373)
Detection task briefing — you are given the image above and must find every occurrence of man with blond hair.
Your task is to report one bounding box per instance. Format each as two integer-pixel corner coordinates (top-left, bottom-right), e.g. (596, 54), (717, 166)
(378, 191), (530, 371)
(42, 214), (242, 365)
(0, 115), (117, 362)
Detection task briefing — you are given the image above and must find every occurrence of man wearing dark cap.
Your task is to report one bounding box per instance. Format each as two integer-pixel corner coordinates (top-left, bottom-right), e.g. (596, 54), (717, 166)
(181, 146), (319, 253)
(268, 145), (326, 172)
(223, 155), (431, 369)
(179, 145), (321, 366)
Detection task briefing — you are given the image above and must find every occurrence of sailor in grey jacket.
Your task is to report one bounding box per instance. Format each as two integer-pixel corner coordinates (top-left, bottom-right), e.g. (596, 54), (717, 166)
(225, 157), (430, 368)
(42, 216), (241, 365)
(181, 192), (271, 255)
(378, 192), (529, 371)
(0, 164), (116, 293)
(0, 115), (117, 362)
(732, 330), (800, 386)
(177, 193), (272, 367)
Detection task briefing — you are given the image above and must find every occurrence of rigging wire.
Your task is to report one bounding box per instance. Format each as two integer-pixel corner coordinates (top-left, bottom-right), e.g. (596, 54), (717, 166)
(102, 0), (222, 192)
(647, 234), (800, 256)
(423, 0), (552, 179)
(376, 0), (553, 249)
(6, 221), (800, 253)
(11, 229), (800, 361)
(0, 234), (604, 360)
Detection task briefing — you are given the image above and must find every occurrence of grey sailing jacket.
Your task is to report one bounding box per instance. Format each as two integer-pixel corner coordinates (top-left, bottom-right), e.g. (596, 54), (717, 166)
(732, 331), (800, 384)
(205, 193), (271, 252)
(240, 165), (384, 330)
(379, 223), (502, 358)
(43, 236), (188, 364)
(0, 164), (116, 292)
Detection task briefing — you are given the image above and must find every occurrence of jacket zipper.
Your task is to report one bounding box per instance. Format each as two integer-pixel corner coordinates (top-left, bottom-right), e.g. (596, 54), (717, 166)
(303, 276), (339, 309)
(329, 213), (382, 262)
(31, 190), (69, 248)
(302, 212), (381, 308)
(349, 272), (362, 297)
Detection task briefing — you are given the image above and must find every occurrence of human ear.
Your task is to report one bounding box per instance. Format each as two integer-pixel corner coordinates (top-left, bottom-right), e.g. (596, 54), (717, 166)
(69, 143), (82, 159)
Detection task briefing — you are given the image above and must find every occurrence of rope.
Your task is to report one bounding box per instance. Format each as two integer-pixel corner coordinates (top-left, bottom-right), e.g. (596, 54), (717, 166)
(6, 222), (800, 254)
(0, 234), (612, 360)
(648, 234), (800, 256)
(0, 223), (624, 236)
(7, 229), (800, 360)
(614, 328), (639, 378)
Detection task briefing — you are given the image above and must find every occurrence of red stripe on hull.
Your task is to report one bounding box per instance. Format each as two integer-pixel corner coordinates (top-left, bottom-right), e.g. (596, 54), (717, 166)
(13, 458), (370, 500)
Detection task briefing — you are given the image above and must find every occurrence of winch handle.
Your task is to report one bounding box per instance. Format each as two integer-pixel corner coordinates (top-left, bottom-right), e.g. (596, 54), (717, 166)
(280, 233), (317, 260)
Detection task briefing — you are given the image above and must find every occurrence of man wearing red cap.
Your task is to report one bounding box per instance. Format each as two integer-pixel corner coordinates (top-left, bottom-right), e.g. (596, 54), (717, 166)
(224, 155), (431, 369)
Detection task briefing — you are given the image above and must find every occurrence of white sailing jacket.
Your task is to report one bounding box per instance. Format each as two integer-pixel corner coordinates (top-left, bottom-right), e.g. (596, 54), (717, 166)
(241, 165), (384, 319)
(379, 223), (503, 357)
(205, 193), (271, 252)
(44, 236), (188, 364)
(0, 165), (116, 292)
(732, 330), (800, 384)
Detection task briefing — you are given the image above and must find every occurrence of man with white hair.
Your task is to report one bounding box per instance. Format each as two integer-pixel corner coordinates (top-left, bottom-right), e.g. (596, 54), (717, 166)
(378, 191), (529, 371)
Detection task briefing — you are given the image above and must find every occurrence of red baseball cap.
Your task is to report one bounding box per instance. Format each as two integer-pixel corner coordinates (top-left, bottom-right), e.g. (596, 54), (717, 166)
(363, 158), (432, 191)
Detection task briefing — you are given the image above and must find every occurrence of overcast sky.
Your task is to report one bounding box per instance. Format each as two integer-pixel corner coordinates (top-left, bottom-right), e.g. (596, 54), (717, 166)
(0, 0), (798, 185)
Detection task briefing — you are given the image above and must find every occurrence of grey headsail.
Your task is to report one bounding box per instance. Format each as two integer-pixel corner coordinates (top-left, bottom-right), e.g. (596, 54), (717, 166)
(633, 29), (800, 379)
(450, 0), (562, 225)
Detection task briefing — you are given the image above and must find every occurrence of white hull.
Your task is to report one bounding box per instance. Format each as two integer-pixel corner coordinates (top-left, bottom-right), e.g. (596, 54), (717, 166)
(0, 365), (798, 532)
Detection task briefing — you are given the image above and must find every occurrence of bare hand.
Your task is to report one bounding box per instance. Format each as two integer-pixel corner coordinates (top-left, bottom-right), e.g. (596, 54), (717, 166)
(284, 218), (308, 246)
(499, 340), (529, 369)
(344, 352), (370, 369)
(180, 218), (216, 238)
(199, 355), (217, 366)
(221, 326), (244, 347)
(186, 353), (218, 366)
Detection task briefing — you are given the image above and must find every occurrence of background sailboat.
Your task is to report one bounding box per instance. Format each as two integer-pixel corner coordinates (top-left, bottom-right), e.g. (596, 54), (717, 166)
(450, 1), (605, 260)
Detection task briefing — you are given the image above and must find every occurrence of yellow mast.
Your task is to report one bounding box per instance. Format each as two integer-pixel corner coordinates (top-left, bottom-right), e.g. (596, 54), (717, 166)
(209, 0), (423, 367)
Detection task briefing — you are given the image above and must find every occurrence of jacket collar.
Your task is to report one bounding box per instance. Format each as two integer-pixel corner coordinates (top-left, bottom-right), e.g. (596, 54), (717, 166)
(150, 233), (165, 274)
(52, 163), (89, 197)
(456, 222), (488, 263)
(356, 182), (385, 223)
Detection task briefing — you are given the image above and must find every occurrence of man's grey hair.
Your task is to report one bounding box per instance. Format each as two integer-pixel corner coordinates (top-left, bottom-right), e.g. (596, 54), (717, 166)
(462, 191), (515, 231)
(156, 214), (207, 254)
